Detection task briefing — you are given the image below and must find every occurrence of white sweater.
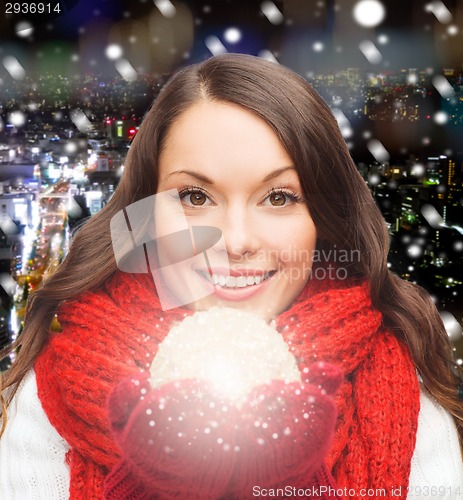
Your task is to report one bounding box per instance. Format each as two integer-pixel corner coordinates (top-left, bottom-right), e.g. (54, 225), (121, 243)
(1, 370), (462, 499)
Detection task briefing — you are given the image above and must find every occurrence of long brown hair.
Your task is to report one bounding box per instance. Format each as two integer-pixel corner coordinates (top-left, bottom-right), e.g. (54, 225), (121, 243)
(2, 54), (462, 445)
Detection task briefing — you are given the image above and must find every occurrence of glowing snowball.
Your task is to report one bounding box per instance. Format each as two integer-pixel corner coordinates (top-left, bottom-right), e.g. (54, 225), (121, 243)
(313, 41), (324, 52)
(224, 27), (241, 44)
(149, 308), (301, 405)
(353, 0), (386, 28)
(447, 25), (458, 35)
(105, 44), (123, 60)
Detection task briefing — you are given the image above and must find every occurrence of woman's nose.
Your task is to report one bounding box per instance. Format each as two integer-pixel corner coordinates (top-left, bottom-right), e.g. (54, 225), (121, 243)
(220, 207), (260, 260)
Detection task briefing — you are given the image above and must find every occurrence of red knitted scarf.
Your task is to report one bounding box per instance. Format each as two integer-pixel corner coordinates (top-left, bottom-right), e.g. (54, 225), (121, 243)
(34, 267), (420, 499)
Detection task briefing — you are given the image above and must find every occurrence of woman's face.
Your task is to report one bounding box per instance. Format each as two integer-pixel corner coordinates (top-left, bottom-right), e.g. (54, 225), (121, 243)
(155, 100), (317, 320)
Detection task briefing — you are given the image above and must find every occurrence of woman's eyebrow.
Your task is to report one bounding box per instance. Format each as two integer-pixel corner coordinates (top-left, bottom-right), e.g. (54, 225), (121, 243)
(166, 170), (214, 184)
(166, 165), (296, 184)
(262, 166), (296, 182)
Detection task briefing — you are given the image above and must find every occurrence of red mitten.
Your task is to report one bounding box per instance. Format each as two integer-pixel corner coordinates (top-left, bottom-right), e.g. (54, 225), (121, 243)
(105, 362), (342, 500)
(229, 361), (342, 497)
(105, 374), (240, 499)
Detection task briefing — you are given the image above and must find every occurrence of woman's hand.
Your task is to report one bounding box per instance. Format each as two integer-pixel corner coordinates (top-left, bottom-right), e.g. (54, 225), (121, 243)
(104, 362), (342, 500)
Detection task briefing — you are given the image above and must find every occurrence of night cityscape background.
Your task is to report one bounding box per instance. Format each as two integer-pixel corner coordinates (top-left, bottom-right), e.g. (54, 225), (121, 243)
(0, 0), (462, 367)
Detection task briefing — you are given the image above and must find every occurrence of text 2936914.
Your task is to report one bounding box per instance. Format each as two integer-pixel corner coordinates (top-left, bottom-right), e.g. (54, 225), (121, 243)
(5, 3), (61, 14)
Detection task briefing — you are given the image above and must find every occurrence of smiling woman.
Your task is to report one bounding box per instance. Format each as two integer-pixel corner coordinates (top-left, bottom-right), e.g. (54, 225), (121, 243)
(1, 54), (463, 500)
(155, 100), (317, 320)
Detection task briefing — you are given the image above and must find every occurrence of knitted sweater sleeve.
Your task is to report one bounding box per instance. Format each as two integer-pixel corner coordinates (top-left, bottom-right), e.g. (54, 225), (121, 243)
(34, 289), (159, 472)
(0, 370), (70, 499)
(407, 382), (463, 498)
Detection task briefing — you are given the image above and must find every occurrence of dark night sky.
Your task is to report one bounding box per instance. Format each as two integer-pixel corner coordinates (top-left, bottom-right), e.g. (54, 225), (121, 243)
(1, 0), (463, 76)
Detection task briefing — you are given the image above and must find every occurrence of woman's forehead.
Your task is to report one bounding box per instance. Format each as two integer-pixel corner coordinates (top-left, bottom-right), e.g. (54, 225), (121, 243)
(158, 100), (296, 185)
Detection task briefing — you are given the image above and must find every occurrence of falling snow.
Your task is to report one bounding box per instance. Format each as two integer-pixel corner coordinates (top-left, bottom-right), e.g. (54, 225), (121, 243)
(70, 110), (92, 133)
(154, 0), (176, 18)
(261, 1), (284, 25)
(377, 34), (388, 45)
(411, 164), (425, 177)
(8, 111), (26, 127)
(0, 274), (16, 296)
(3, 56), (26, 80)
(359, 40), (383, 65)
(406, 244), (423, 259)
(425, 1), (452, 24)
(332, 109), (353, 139)
(115, 59), (138, 82)
(15, 21), (34, 38)
(434, 111), (448, 125)
(223, 28), (241, 44)
(106, 44), (123, 60)
(353, 0), (386, 28)
(258, 50), (278, 63)
(205, 36), (227, 56)
(367, 139), (390, 162)
(432, 75), (455, 98)
(440, 311), (463, 341)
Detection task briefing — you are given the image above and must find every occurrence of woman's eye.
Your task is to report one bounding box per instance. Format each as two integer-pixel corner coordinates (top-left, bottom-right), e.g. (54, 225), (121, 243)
(268, 192), (287, 206)
(179, 190), (211, 207)
(263, 190), (300, 207)
(189, 192), (207, 206)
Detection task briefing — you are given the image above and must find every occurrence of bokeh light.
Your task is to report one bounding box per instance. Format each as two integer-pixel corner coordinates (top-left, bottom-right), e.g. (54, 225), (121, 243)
(353, 0), (386, 28)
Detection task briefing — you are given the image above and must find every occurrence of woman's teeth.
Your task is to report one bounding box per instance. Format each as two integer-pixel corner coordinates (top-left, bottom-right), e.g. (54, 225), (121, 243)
(204, 272), (272, 288)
